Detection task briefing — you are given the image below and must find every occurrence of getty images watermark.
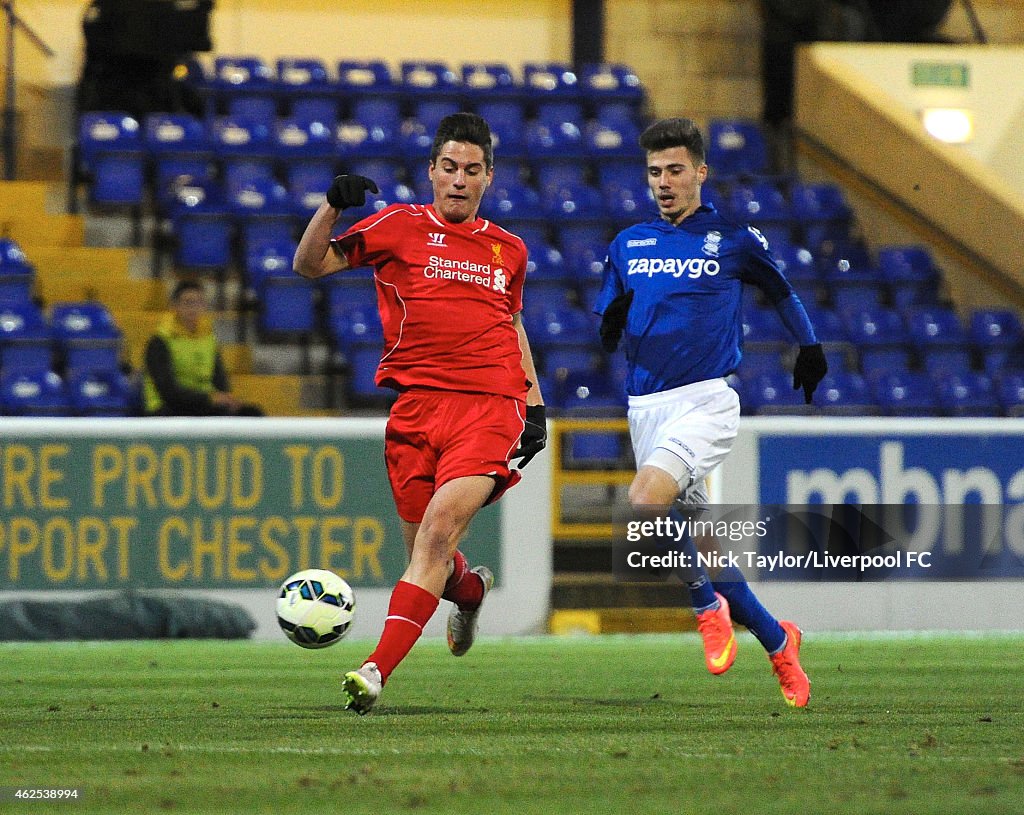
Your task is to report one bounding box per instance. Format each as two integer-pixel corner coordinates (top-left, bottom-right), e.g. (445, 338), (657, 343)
(612, 503), (1024, 586)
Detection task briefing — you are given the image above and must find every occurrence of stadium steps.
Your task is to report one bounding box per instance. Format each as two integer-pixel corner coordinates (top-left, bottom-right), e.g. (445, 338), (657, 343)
(0, 212), (85, 246)
(0, 180), (50, 212)
(550, 563), (703, 635)
(231, 374), (335, 416)
(549, 605), (698, 635)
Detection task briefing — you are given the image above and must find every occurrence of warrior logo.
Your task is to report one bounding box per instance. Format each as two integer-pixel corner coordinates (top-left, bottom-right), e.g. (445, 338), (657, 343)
(427, 232), (447, 247)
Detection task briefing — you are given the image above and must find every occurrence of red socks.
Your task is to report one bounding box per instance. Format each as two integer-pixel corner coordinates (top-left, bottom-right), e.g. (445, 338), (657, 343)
(441, 550), (484, 611)
(366, 580), (438, 683)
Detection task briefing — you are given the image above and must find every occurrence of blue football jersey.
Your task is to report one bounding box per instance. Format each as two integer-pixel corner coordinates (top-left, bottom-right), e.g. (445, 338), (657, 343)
(594, 204), (813, 397)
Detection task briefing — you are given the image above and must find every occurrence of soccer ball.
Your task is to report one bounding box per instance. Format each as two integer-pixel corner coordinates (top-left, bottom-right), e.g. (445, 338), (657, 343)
(276, 569), (355, 649)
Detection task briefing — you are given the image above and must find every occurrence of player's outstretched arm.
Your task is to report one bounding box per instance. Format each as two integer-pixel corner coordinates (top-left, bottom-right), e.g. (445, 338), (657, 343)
(293, 175), (378, 279)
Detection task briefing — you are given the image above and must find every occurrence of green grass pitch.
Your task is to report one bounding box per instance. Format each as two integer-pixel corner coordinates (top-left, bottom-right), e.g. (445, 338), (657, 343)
(1, 633), (1023, 814)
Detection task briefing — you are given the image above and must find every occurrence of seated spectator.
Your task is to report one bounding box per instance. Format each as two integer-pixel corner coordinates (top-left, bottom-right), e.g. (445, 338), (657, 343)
(143, 279), (264, 416)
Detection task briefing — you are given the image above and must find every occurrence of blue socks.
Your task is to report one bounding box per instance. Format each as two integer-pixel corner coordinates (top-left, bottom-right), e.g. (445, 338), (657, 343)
(667, 510), (719, 613)
(712, 565), (786, 654)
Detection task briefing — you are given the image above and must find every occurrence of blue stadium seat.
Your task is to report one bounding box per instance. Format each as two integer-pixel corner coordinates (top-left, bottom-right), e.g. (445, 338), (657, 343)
(413, 100), (461, 132)
(479, 180), (545, 226)
(877, 245), (939, 286)
(541, 346), (604, 382)
(68, 368), (133, 417)
(0, 369), (71, 416)
(521, 232), (567, 275)
(400, 61), (461, 100)
(542, 182), (606, 221)
(227, 176), (292, 222)
(905, 306), (967, 349)
(144, 113), (215, 208)
(344, 345), (390, 406)
(981, 346), (1024, 377)
(51, 302), (123, 373)
(168, 183), (234, 270)
(789, 181), (852, 248)
(729, 180), (790, 224)
(934, 371), (998, 416)
(522, 62), (580, 99)
(870, 371), (939, 416)
(970, 308), (1024, 350)
(535, 100), (585, 127)
(815, 370), (878, 415)
(0, 301), (52, 371)
(919, 347), (973, 377)
(211, 56), (276, 118)
(290, 96), (340, 128)
(244, 239), (297, 294)
(336, 99), (401, 158)
(533, 162), (588, 195)
(524, 119), (585, 160)
(831, 283), (887, 318)
(742, 370), (814, 414)
(462, 63), (519, 100)
(801, 305), (847, 343)
(558, 371), (627, 468)
(77, 112), (146, 206)
(604, 179), (653, 225)
(523, 306), (593, 350)
(584, 117), (641, 161)
(276, 57), (332, 106)
(0, 239), (34, 305)
(742, 305), (789, 345)
(735, 348), (788, 378)
(225, 95), (277, 128)
(259, 276), (318, 335)
(996, 372), (1024, 416)
(706, 119), (768, 177)
(578, 63), (644, 110)
(285, 161), (336, 218)
(476, 101), (526, 159)
(597, 160), (641, 195)
(772, 243), (818, 282)
(842, 306), (909, 349)
(820, 253), (884, 294)
(273, 117), (335, 161)
(337, 60), (396, 96)
(330, 305), (384, 352)
(858, 347), (914, 381)
(343, 158), (404, 190)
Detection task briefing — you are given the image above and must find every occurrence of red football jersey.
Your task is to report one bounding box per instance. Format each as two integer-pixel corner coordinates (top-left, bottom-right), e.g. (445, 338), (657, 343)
(332, 203), (530, 398)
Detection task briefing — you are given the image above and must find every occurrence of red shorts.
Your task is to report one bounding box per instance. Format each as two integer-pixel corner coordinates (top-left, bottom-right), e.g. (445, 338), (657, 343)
(385, 389), (526, 523)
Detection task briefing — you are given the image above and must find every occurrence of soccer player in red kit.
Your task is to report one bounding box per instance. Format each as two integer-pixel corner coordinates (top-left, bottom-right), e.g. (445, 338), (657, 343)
(293, 113), (546, 714)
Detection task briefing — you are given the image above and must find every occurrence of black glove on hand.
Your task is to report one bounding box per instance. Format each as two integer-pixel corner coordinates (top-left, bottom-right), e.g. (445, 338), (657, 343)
(513, 405), (547, 469)
(326, 175), (379, 210)
(792, 343), (828, 404)
(599, 289), (634, 353)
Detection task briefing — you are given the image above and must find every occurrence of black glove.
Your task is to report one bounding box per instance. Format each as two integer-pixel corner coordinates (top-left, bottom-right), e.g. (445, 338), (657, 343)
(599, 289), (634, 353)
(513, 405), (547, 469)
(792, 343), (828, 404)
(326, 174), (379, 210)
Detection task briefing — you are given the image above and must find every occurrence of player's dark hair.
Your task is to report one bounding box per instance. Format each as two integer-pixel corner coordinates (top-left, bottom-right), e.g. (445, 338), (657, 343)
(171, 278), (204, 301)
(639, 117), (706, 165)
(430, 112), (494, 169)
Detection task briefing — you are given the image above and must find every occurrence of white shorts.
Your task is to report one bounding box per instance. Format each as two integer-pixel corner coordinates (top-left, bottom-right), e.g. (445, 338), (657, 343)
(628, 378), (740, 503)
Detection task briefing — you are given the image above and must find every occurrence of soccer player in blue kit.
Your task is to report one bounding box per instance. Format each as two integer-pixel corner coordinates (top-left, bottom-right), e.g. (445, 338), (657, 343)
(594, 117), (827, 706)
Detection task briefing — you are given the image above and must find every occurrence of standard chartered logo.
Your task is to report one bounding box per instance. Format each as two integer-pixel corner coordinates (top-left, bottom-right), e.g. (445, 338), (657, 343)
(423, 254), (505, 293)
(626, 256), (720, 278)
